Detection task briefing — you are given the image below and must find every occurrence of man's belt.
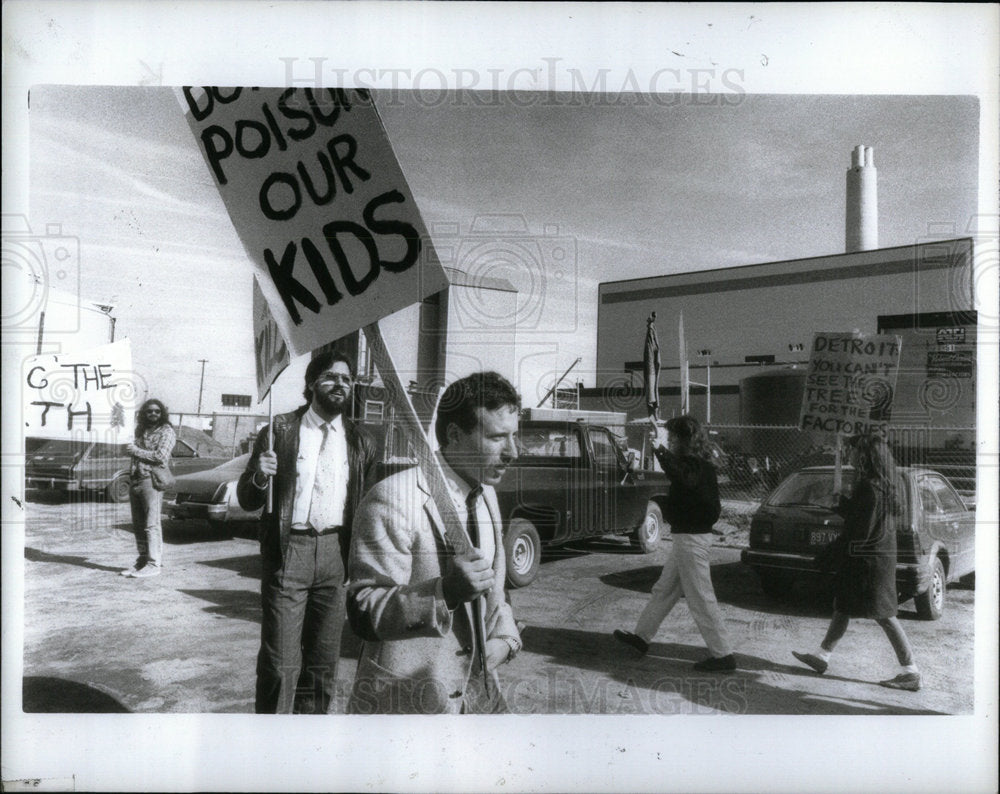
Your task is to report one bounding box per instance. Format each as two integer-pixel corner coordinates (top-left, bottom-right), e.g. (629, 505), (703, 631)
(289, 525), (343, 537)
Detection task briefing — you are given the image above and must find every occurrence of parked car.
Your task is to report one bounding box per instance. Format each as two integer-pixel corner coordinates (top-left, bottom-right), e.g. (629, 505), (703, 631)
(25, 433), (232, 502)
(165, 454), (262, 528)
(741, 465), (975, 619)
(496, 420), (670, 588)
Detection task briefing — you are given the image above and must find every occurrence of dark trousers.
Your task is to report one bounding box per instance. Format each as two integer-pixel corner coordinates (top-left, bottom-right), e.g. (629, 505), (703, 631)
(256, 532), (346, 714)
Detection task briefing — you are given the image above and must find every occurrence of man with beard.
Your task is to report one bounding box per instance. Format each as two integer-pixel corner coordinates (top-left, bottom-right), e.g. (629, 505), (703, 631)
(238, 350), (376, 714)
(347, 371), (523, 714)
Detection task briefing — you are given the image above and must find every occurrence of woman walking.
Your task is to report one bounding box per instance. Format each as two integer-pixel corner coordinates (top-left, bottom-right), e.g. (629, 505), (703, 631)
(792, 433), (921, 691)
(614, 414), (736, 672)
(121, 398), (176, 578)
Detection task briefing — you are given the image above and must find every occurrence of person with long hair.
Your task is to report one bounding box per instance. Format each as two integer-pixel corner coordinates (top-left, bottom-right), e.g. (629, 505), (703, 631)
(121, 398), (176, 578)
(792, 432), (921, 691)
(614, 414), (736, 672)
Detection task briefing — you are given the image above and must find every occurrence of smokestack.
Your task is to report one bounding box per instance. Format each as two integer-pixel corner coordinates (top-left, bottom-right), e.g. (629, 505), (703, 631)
(845, 145), (878, 252)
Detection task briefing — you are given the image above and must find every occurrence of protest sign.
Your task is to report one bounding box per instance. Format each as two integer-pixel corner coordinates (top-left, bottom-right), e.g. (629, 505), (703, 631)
(23, 339), (136, 441)
(180, 86), (450, 357)
(253, 275), (291, 398)
(799, 331), (902, 437)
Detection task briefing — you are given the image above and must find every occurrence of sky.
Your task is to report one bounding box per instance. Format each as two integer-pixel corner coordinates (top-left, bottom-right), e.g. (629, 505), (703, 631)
(27, 87), (980, 415)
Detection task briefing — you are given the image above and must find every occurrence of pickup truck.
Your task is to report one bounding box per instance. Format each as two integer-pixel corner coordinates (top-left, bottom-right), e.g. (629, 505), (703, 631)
(496, 420), (670, 587)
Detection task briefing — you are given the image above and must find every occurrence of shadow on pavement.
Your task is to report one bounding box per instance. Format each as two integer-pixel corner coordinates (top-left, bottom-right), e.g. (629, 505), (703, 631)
(198, 554), (260, 579)
(24, 547), (123, 573)
(518, 624), (945, 715)
(179, 589), (261, 623)
(23, 676), (130, 713)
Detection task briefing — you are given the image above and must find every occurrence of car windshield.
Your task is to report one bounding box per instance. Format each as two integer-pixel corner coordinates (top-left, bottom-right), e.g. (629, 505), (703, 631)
(767, 470), (852, 508)
(516, 426), (581, 460)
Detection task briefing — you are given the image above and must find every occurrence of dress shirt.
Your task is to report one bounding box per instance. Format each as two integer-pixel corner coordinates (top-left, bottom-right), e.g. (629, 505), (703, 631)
(438, 454), (496, 564)
(291, 407), (349, 529)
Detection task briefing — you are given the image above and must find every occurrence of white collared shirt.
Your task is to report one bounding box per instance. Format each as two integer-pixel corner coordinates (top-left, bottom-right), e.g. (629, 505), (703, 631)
(292, 407), (349, 529)
(437, 454), (496, 566)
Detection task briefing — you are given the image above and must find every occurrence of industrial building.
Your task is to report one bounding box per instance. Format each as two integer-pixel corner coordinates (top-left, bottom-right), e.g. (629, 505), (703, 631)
(590, 235), (976, 435)
(585, 144), (976, 451)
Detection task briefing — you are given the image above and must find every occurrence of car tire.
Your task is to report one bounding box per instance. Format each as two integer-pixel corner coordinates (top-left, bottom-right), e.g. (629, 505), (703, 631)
(504, 518), (541, 589)
(914, 555), (946, 620)
(631, 502), (662, 554)
(106, 474), (131, 504)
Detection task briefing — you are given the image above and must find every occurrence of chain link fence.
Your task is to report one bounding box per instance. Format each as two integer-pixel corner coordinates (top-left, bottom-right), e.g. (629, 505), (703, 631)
(705, 424), (976, 504)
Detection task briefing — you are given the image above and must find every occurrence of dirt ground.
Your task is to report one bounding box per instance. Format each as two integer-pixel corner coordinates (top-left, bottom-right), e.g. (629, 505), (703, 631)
(17, 495), (975, 715)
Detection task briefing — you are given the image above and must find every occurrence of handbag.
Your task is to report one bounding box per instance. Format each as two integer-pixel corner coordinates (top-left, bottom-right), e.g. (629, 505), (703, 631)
(149, 464), (175, 492)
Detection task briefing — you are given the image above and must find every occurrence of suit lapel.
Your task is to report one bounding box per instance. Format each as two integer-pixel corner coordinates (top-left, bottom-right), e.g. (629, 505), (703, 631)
(483, 486), (505, 578)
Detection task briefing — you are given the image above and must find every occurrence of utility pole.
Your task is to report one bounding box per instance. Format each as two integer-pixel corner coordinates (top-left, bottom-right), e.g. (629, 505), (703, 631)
(197, 359), (208, 415)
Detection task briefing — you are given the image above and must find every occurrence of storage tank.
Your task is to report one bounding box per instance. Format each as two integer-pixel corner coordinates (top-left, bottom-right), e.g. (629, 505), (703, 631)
(738, 368), (813, 465)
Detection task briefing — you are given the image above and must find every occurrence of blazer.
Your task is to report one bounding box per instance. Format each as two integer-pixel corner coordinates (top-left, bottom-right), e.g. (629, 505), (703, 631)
(236, 406), (377, 565)
(346, 465), (521, 714)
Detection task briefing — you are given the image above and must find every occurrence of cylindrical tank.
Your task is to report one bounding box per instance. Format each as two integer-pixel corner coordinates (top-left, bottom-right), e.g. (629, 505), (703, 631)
(739, 368), (811, 460)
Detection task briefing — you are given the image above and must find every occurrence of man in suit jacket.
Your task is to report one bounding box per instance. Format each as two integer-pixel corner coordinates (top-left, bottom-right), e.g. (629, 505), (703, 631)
(347, 371), (523, 714)
(238, 350), (376, 714)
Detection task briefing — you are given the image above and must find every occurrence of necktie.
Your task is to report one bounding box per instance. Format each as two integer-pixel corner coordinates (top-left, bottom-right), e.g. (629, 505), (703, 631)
(308, 423), (338, 531)
(466, 486), (491, 697)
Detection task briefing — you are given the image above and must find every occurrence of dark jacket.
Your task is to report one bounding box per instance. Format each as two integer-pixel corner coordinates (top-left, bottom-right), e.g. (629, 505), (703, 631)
(237, 407), (377, 565)
(652, 446), (721, 533)
(831, 479), (898, 619)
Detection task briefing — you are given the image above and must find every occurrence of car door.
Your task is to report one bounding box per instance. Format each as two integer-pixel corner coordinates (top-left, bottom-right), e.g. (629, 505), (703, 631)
(923, 473), (975, 579)
(587, 428), (626, 534)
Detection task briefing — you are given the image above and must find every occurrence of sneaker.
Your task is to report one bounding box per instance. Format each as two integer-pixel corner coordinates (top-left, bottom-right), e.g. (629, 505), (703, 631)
(613, 630), (649, 655)
(692, 654), (737, 672)
(120, 559), (146, 577)
(879, 672), (921, 692)
(129, 565), (161, 578)
(792, 651), (829, 675)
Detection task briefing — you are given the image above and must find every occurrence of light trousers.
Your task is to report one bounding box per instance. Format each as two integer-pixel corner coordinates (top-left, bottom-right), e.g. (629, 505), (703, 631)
(635, 532), (732, 658)
(129, 475), (163, 567)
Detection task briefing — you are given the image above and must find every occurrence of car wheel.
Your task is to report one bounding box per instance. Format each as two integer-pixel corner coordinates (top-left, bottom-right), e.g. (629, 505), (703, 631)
(106, 474), (131, 504)
(631, 502), (662, 554)
(504, 518), (541, 589)
(914, 555), (946, 620)
(758, 571), (791, 599)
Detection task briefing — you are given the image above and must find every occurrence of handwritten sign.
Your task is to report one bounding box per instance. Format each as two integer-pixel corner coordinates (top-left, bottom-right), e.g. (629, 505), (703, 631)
(253, 275), (291, 398)
(180, 86), (450, 356)
(23, 339), (136, 441)
(799, 332), (902, 437)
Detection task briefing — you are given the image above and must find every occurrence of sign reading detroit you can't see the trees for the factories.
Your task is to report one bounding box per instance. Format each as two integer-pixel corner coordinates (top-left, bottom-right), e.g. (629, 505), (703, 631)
(799, 332), (902, 437)
(181, 87), (449, 362)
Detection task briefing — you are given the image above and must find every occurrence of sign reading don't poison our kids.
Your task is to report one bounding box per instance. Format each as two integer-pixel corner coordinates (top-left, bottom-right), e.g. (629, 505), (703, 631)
(180, 87), (449, 357)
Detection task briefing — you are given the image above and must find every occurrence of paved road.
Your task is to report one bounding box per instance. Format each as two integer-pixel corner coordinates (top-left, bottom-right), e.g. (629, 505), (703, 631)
(19, 496), (974, 715)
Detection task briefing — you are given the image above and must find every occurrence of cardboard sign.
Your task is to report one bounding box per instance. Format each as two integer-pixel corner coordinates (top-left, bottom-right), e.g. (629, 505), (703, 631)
(252, 275), (291, 397)
(799, 332), (902, 437)
(180, 87), (450, 357)
(23, 339), (136, 441)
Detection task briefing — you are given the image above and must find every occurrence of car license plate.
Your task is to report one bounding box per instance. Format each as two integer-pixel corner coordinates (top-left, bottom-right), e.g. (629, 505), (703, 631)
(810, 530), (839, 546)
